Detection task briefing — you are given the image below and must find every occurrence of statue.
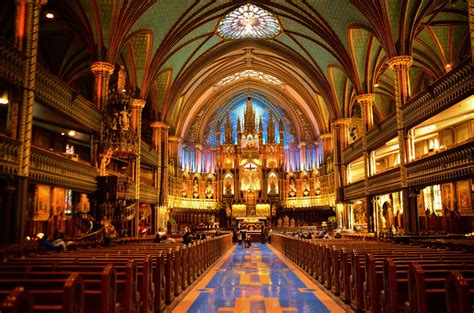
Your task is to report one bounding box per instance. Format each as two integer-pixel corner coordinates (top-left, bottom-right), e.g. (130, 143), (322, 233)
(270, 179), (277, 194)
(99, 148), (114, 176)
(120, 106), (129, 131)
(289, 177), (296, 197)
(205, 181), (213, 199)
(225, 179), (232, 195)
(277, 217), (282, 227)
(283, 215), (290, 227)
(290, 218), (295, 227)
(193, 178), (199, 198)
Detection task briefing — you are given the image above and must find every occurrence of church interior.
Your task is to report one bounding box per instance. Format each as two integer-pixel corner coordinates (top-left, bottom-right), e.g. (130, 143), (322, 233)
(0, 0), (473, 312)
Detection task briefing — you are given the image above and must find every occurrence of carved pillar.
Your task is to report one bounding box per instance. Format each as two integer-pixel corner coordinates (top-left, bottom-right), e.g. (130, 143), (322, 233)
(90, 61), (114, 168)
(332, 119), (351, 202)
(299, 142), (306, 171)
(388, 56), (414, 233)
(356, 94), (375, 232)
(320, 133), (333, 160)
(131, 99), (145, 237)
(15, 0), (46, 244)
(469, 0), (474, 63)
(151, 122), (170, 206)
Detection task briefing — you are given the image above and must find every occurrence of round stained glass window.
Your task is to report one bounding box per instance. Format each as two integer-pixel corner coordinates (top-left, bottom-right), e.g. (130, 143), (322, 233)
(218, 4), (281, 40)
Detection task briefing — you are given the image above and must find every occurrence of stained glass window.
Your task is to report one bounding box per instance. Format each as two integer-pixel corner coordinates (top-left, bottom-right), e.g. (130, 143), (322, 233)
(218, 4), (280, 39)
(216, 70), (282, 87)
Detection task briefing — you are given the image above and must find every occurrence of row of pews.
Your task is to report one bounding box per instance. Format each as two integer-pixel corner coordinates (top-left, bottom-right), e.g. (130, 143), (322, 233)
(272, 234), (474, 313)
(0, 234), (232, 313)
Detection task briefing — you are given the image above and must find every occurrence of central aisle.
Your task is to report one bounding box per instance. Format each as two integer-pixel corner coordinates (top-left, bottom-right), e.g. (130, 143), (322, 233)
(173, 243), (345, 313)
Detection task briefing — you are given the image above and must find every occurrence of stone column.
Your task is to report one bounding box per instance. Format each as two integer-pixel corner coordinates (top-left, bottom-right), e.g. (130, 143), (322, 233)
(320, 133), (333, 160)
(388, 56), (414, 233)
(331, 119), (351, 202)
(299, 142), (306, 171)
(151, 122), (170, 206)
(90, 61), (114, 168)
(131, 99), (145, 237)
(356, 94), (375, 232)
(15, 0), (47, 244)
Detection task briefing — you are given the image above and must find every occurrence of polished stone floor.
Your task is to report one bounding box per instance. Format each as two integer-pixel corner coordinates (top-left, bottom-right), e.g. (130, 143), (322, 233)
(173, 243), (345, 313)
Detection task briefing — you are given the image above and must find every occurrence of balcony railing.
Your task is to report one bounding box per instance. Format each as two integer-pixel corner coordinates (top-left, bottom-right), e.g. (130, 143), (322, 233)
(30, 147), (98, 192)
(367, 167), (401, 195)
(404, 60), (473, 130)
(140, 183), (159, 203)
(406, 139), (473, 187)
(141, 142), (158, 166)
(0, 135), (20, 175)
(0, 39), (100, 132)
(344, 180), (365, 201)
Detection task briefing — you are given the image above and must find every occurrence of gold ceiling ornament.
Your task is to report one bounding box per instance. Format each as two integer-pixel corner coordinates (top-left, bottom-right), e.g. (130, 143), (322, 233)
(387, 56), (413, 71)
(150, 121), (170, 129)
(90, 61), (115, 76)
(354, 94), (375, 105)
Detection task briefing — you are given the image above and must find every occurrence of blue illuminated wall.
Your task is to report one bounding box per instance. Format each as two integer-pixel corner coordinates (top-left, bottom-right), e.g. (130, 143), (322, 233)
(205, 93), (293, 146)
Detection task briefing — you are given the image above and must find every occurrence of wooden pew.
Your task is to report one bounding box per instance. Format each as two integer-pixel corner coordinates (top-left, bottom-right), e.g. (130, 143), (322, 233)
(407, 263), (474, 313)
(445, 270), (474, 313)
(0, 287), (34, 313)
(0, 266), (117, 313)
(0, 272), (83, 313)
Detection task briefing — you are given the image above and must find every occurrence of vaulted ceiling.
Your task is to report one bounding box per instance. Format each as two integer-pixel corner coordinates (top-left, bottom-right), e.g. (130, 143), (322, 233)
(18, 0), (470, 143)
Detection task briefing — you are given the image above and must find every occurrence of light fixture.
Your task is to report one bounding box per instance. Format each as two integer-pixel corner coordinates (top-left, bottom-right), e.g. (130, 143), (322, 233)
(445, 64), (451, 70)
(121, 89), (126, 93)
(61, 132), (65, 136)
(374, 83), (379, 88)
(45, 12), (54, 19)
(68, 130), (76, 137)
(0, 91), (9, 104)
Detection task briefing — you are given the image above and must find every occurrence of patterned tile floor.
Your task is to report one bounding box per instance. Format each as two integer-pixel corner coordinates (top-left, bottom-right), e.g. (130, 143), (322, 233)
(172, 243), (345, 313)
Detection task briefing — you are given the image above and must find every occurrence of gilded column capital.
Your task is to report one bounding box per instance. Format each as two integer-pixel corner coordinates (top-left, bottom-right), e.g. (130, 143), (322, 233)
(90, 61), (115, 76)
(387, 56), (413, 71)
(320, 133), (332, 139)
(131, 99), (146, 110)
(195, 144), (203, 150)
(332, 118), (352, 127)
(150, 121), (170, 129)
(354, 94), (375, 106)
(169, 136), (181, 143)
(25, 0), (48, 5)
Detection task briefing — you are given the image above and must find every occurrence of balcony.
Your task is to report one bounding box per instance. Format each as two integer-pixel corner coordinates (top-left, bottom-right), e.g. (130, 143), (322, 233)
(30, 146), (98, 192)
(367, 167), (401, 195)
(140, 183), (159, 203)
(0, 40), (100, 132)
(406, 139), (473, 187)
(404, 60), (472, 130)
(344, 180), (365, 201)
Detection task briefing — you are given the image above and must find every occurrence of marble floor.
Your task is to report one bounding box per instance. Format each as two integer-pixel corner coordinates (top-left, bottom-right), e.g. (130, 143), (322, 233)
(172, 243), (346, 313)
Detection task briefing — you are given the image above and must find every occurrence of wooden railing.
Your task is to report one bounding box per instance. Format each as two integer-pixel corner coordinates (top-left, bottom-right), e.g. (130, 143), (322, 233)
(0, 135), (20, 175)
(406, 139), (473, 187)
(140, 183), (159, 203)
(404, 59), (473, 129)
(367, 167), (401, 195)
(30, 146), (98, 192)
(0, 39), (100, 131)
(344, 180), (365, 201)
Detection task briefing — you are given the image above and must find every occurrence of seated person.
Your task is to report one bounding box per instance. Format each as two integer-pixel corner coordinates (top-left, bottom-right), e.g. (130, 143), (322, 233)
(52, 232), (67, 252)
(153, 234), (162, 243)
(164, 235), (176, 243)
(182, 228), (193, 245)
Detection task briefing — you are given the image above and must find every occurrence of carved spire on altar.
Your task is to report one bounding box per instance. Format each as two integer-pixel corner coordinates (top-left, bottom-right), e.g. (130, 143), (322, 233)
(244, 93), (256, 133)
(267, 112), (275, 143)
(224, 112), (233, 144)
